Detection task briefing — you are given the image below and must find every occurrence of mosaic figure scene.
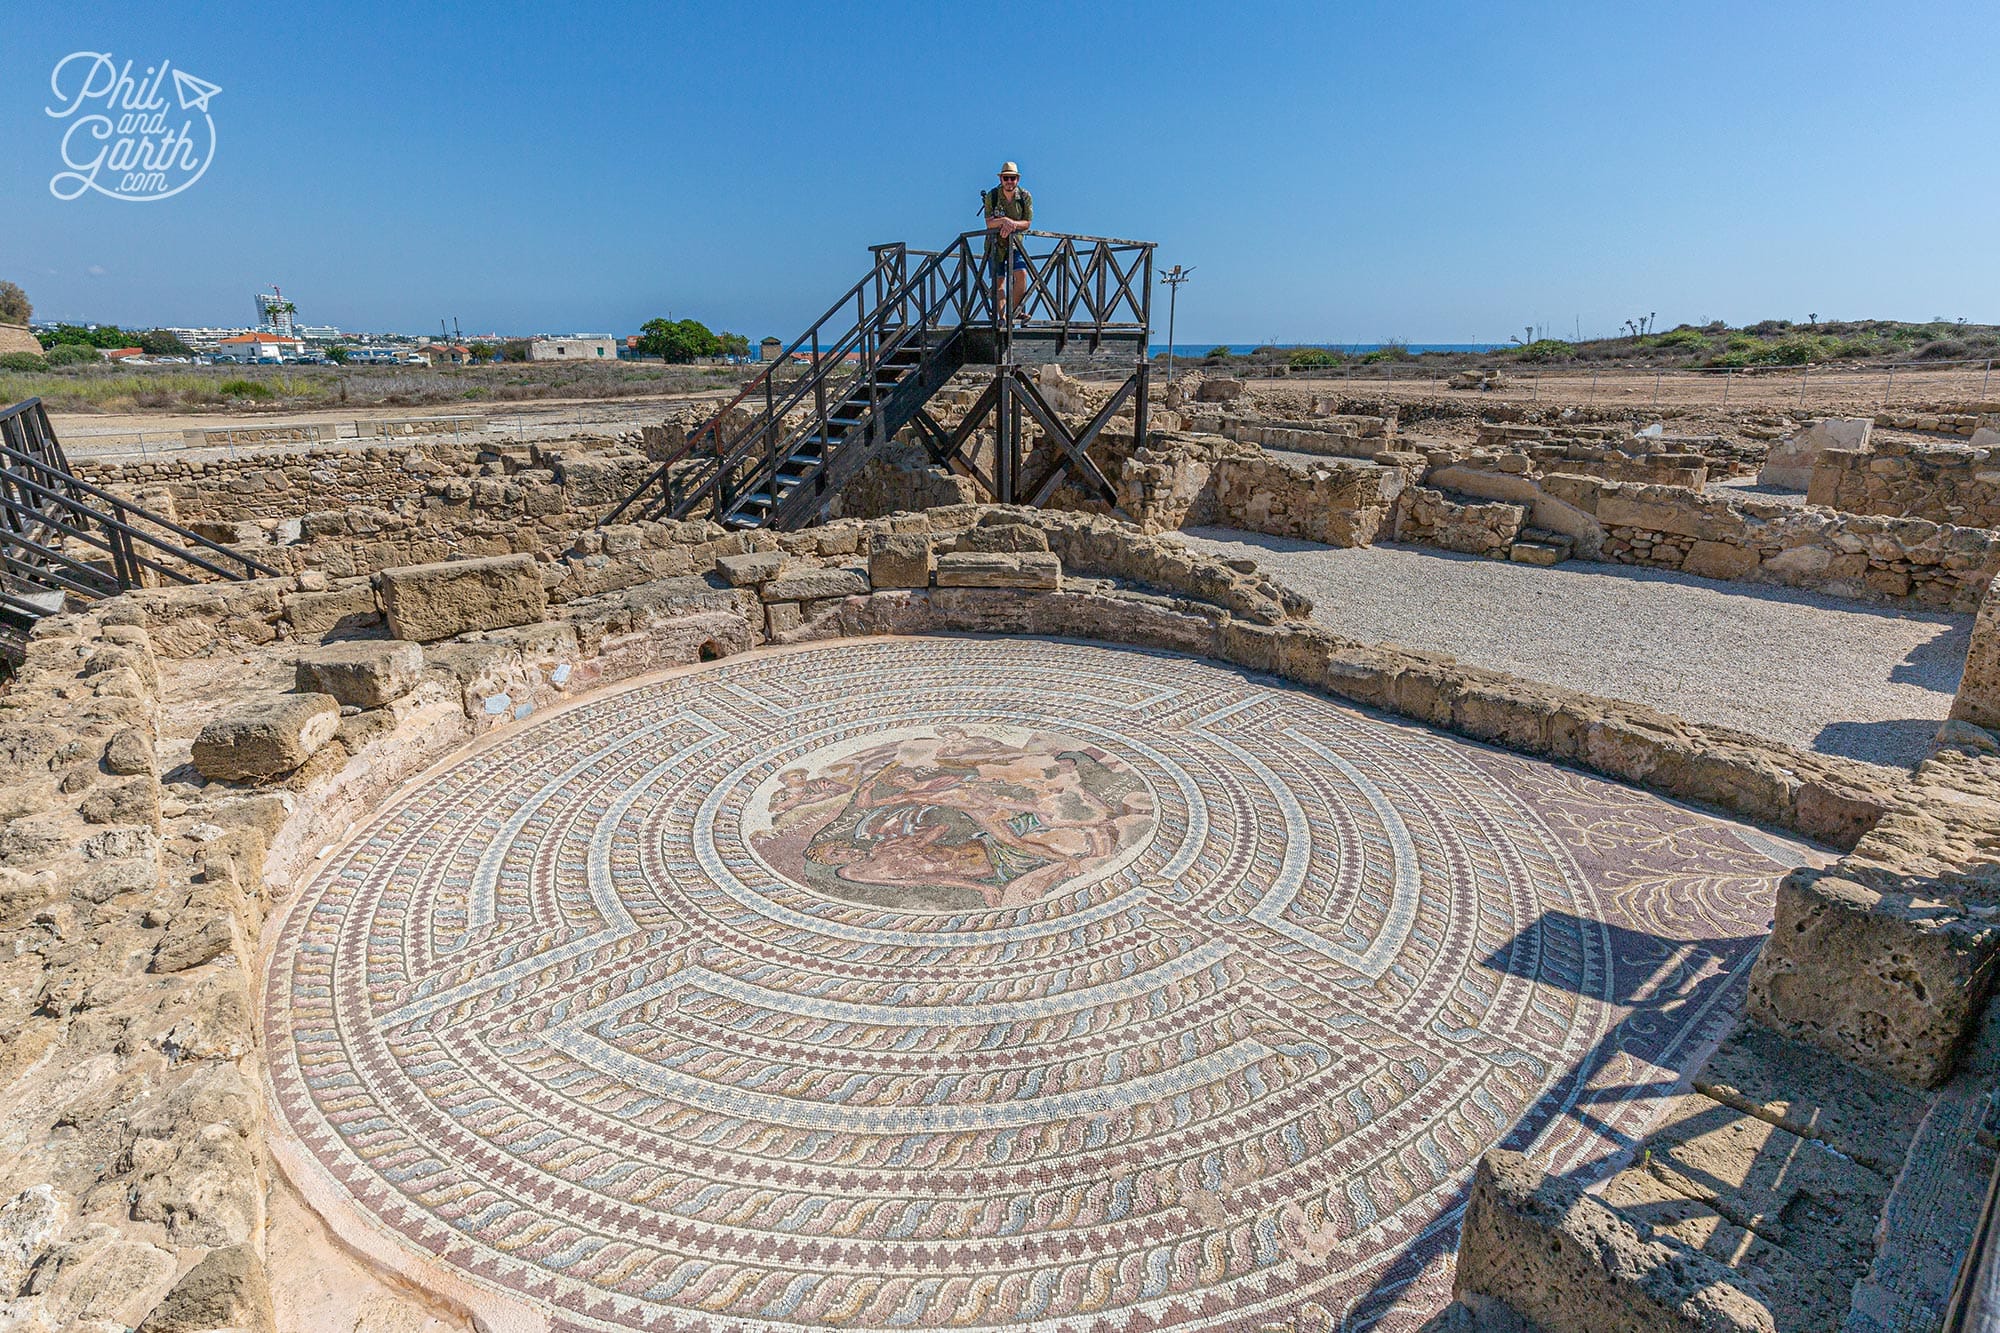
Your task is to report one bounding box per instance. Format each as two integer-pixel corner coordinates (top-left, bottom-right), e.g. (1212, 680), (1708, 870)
(2, 6), (1997, 1333)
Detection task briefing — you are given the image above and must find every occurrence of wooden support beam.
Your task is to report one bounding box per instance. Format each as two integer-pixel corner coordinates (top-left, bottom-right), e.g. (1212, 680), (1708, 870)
(1011, 370), (1125, 508)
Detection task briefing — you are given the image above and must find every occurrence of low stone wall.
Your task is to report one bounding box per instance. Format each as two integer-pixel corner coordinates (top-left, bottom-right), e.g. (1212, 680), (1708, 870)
(81, 441), (660, 583)
(77, 442), (478, 521)
(1746, 566), (2000, 1087)
(1184, 411), (1395, 462)
(1809, 434), (2000, 527)
(1396, 486), (1526, 556)
(1432, 461), (2000, 609)
(0, 609), (280, 1330)
(1875, 404), (2000, 438)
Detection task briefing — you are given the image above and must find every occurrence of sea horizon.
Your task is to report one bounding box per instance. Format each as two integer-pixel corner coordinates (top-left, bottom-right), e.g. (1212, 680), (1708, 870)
(1149, 342), (1504, 357)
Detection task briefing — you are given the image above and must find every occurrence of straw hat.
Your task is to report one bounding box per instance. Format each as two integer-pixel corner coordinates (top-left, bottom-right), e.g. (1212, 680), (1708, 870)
(998, 162), (1020, 177)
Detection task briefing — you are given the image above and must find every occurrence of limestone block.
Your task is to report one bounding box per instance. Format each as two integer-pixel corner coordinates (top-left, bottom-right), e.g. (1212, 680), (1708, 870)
(190, 693), (341, 782)
(934, 551), (1062, 590)
(765, 602), (802, 637)
(293, 640), (425, 709)
(761, 568), (869, 603)
(1195, 376), (1244, 402)
(1682, 539), (1760, 581)
(1454, 1151), (1773, 1333)
(868, 533), (934, 589)
(1761, 417), (1871, 490)
(946, 522), (1049, 554)
(715, 551), (785, 586)
(1745, 868), (2000, 1087)
(135, 1244), (274, 1333)
(379, 553), (547, 642)
(1950, 571), (2000, 729)
(103, 728), (155, 776)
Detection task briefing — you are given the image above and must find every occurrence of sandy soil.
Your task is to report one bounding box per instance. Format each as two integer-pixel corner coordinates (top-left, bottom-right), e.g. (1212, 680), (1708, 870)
(51, 390), (733, 464)
(1277, 361), (1998, 418)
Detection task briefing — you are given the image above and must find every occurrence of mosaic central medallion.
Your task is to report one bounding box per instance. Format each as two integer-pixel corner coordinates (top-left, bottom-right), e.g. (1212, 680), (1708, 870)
(742, 726), (1157, 911)
(263, 636), (1801, 1333)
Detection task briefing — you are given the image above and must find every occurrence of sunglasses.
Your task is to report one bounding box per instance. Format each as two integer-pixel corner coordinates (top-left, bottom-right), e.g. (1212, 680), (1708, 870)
(1001, 175), (1018, 181)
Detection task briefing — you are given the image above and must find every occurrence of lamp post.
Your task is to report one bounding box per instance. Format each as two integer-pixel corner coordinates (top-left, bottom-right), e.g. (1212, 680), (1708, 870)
(1161, 265), (1194, 382)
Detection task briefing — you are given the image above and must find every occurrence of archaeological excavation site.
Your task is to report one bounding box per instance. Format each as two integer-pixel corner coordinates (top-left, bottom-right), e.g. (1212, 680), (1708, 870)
(3, 234), (1998, 1333)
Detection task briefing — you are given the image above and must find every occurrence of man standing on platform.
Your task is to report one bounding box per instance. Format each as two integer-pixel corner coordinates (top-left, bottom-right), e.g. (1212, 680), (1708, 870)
(982, 162), (1033, 324)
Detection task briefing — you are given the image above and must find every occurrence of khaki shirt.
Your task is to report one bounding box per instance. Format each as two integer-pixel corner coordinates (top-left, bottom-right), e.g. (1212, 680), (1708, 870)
(981, 186), (1032, 254)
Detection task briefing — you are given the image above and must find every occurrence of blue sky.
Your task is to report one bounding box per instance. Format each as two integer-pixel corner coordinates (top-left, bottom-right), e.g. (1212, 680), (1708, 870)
(3, 2), (1995, 343)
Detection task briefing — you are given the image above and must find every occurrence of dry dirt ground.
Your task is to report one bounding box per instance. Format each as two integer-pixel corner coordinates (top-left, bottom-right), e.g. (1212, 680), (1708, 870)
(1277, 361), (1997, 418)
(50, 390), (732, 463)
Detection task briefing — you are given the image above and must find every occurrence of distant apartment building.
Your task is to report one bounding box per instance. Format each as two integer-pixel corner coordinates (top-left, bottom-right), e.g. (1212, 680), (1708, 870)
(210, 333), (306, 363)
(528, 335), (617, 362)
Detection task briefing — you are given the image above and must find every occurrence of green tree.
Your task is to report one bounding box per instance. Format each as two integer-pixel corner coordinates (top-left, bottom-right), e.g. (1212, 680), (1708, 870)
(0, 281), (30, 324)
(325, 344), (351, 365)
(716, 331), (750, 358)
(468, 342), (498, 364)
(1288, 348), (1342, 369)
(38, 323), (130, 350)
(638, 317), (723, 363)
(500, 339), (531, 362)
(138, 329), (193, 356)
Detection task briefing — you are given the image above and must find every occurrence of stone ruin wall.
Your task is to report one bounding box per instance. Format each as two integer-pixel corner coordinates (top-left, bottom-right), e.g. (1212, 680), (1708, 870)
(1109, 429), (2000, 612)
(1809, 433), (2000, 528)
(6, 459), (1999, 1328)
(77, 440), (660, 581)
(18, 390), (2000, 1328)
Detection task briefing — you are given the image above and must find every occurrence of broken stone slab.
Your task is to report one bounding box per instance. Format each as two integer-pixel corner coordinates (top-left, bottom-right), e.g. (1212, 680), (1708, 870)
(934, 551), (1062, 590)
(715, 551), (785, 587)
(281, 584), (379, 639)
(190, 693), (341, 782)
(760, 567), (869, 603)
(1746, 867), (2000, 1087)
(1951, 569), (2000, 730)
(868, 533), (933, 589)
(1455, 1150), (1774, 1333)
(1762, 417), (1872, 491)
(135, 1244), (274, 1333)
(293, 640), (425, 709)
(378, 553), (547, 643)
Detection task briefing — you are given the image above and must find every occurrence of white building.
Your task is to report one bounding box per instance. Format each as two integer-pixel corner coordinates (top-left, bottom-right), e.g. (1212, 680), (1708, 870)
(528, 335), (618, 362)
(210, 333), (307, 363)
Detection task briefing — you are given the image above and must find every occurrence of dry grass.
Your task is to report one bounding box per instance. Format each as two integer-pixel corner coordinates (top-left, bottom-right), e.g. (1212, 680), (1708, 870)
(0, 360), (746, 415)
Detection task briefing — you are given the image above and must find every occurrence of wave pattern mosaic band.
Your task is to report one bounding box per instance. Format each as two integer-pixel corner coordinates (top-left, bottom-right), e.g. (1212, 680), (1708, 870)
(262, 636), (1798, 1331)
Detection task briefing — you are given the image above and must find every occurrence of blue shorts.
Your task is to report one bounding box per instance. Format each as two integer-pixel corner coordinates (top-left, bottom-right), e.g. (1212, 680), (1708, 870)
(989, 249), (1028, 276)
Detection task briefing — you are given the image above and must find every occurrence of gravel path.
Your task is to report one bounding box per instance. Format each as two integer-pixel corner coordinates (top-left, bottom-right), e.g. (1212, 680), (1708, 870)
(1177, 528), (1970, 770)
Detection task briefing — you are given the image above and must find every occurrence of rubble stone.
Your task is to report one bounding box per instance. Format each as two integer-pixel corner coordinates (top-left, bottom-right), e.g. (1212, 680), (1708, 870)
(379, 553), (547, 642)
(868, 533), (933, 589)
(293, 640), (425, 709)
(190, 693), (341, 781)
(934, 551), (1062, 589)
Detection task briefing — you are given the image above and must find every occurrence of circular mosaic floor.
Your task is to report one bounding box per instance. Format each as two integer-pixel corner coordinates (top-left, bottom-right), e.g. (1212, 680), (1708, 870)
(263, 636), (1802, 1332)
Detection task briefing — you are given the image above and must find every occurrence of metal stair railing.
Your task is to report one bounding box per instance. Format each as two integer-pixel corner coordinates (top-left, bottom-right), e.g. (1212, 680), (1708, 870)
(0, 398), (281, 633)
(600, 229), (1154, 530)
(600, 242), (942, 525)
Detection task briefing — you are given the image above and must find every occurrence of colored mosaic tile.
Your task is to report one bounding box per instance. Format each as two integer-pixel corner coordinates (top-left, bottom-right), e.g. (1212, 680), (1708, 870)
(263, 637), (1804, 1331)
